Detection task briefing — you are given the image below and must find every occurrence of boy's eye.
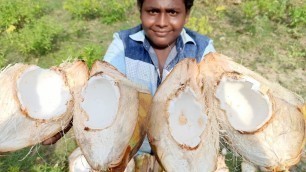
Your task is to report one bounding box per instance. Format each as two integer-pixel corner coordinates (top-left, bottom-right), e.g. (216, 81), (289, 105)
(148, 9), (159, 14)
(167, 10), (178, 16)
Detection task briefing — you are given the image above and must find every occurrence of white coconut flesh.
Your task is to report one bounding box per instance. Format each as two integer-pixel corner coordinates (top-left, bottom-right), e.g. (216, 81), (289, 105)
(72, 155), (91, 172)
(17, 66), (71, 120)
(81, 75), (120, 130)
(168, 87), (207, 148)
(215, 75), (272, 132)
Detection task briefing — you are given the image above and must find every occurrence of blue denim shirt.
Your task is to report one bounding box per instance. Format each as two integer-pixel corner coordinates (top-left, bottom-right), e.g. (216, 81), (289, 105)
(103, 25), (215, 153)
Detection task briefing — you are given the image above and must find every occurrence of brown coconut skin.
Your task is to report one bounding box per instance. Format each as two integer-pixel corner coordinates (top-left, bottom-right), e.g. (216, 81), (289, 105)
(0, 61), (88, 153)
(148, 59), (219, 172)
(201, 53), (305, 170)
(73, 61), (151, 171)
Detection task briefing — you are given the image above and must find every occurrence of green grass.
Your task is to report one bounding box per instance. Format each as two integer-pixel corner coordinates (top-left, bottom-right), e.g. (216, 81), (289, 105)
(0, 0), (305, 171)
(0, 131), (77, 172)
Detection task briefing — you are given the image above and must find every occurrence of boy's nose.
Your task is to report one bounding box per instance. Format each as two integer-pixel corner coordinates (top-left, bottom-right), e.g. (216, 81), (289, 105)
(156, 13), (168, 28)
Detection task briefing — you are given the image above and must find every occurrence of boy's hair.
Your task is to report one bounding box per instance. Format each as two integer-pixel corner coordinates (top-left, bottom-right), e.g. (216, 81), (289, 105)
(137, 0), (194, 12)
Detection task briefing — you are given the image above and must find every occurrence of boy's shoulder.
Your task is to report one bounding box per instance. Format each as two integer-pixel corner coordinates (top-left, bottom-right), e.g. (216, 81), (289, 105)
(183, 27), (211, 42)
(118, 25), (142, 38)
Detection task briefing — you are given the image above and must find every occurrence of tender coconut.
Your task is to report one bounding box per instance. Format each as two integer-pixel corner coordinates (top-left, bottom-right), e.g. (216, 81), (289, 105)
(148, 59), (219, 172)
(0, 61), (88, 152)
(81, 75), (120, 130)
(241, 161), (258, 172)
(215, 75), (272, 133)
(168, 87), (207, 149)
(68, 149), (163, 172)
(73, 61), (151, 171)
(200, 52), (305, 171)
(69, 147), (92, 172)
(17, 66), (71, 120)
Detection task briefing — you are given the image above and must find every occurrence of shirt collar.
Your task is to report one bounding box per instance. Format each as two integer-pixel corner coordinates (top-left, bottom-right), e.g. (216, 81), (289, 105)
(129, 28), (196, 45)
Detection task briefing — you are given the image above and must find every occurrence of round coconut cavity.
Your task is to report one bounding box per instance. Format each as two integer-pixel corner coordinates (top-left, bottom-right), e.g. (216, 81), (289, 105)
(168, 87), (207, 149)
(17, 66), (71, 120)
(215, 75), (272, 133)
(81, 75), (120, 130)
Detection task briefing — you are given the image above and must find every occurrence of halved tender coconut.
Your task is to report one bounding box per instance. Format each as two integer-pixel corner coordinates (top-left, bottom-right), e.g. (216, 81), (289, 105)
(0, 61), (88, 152)
(73, 61), (151, 171)
(81, 75), (120, 130)
(69, 147), (92, 172)
(17, 66), (71, 120)
(200, 52), (305, 171)
(148, 59), (219, 172)
(168, 87), (208, 149)
(215, 75), (272, 133)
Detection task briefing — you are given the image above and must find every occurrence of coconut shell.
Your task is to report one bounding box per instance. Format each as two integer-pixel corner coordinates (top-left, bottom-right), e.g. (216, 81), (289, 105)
(201, 53), (305, 171)
(69, 149), (163, 172)
(0, 61), (88, 152)
(215, 155), (229, 172)
(69, 147), (93, 172)
(73, 60), (151, 171)
(148, 58), (219, 171)
(124, 153), (164, 172)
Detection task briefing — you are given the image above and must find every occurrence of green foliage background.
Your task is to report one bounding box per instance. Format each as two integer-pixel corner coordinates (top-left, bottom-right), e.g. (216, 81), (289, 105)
(0, 0), (305, 171)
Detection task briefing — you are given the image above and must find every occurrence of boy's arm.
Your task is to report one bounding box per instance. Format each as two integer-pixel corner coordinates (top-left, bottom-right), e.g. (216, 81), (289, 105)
(103, 33), (126, 75)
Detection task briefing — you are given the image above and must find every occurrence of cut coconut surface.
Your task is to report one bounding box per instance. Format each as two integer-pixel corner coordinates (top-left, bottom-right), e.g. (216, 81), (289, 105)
(215, 75), (272, 133)
(73, 60), (151, 171)
(201, 52), (305, 171)
(17, 66), (71, 120)
(0, 61), (88, 152)
(81, 75), (120, 130)
(148, 58), (219, 172)
(168, 87), (208, 149)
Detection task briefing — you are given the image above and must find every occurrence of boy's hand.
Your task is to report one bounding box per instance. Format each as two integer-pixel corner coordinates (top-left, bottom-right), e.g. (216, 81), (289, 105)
(42, 119), (73, 145)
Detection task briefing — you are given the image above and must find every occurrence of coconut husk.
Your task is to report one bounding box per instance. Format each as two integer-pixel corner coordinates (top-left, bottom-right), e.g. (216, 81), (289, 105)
(73, 60), (151, 171)
(69, 149), (163, 172)
(0, 60), (88, 152)
(124, 153), (164, 172)
(201, 52), (305, 171)
(69, 147), (93, 172)
(148, 58), (219, 171)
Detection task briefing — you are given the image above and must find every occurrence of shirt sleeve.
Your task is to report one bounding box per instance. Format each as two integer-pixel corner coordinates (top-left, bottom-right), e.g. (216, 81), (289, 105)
(103, 33), (126, 75)
(201, 39), (216, 61)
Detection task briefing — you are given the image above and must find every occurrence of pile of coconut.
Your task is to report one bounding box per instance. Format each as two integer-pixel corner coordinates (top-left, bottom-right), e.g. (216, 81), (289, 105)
(0, 60), (152, 171)
(0, 52), (304, 172)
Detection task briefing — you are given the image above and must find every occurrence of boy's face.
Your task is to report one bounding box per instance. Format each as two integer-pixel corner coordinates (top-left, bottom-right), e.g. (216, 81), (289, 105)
(141, 0), (189, 49)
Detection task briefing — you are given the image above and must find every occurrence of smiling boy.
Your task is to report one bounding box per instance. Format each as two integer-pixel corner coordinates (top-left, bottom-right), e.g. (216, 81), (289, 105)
(103, 0), (215, 153)
(43, 0), (215, 153)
